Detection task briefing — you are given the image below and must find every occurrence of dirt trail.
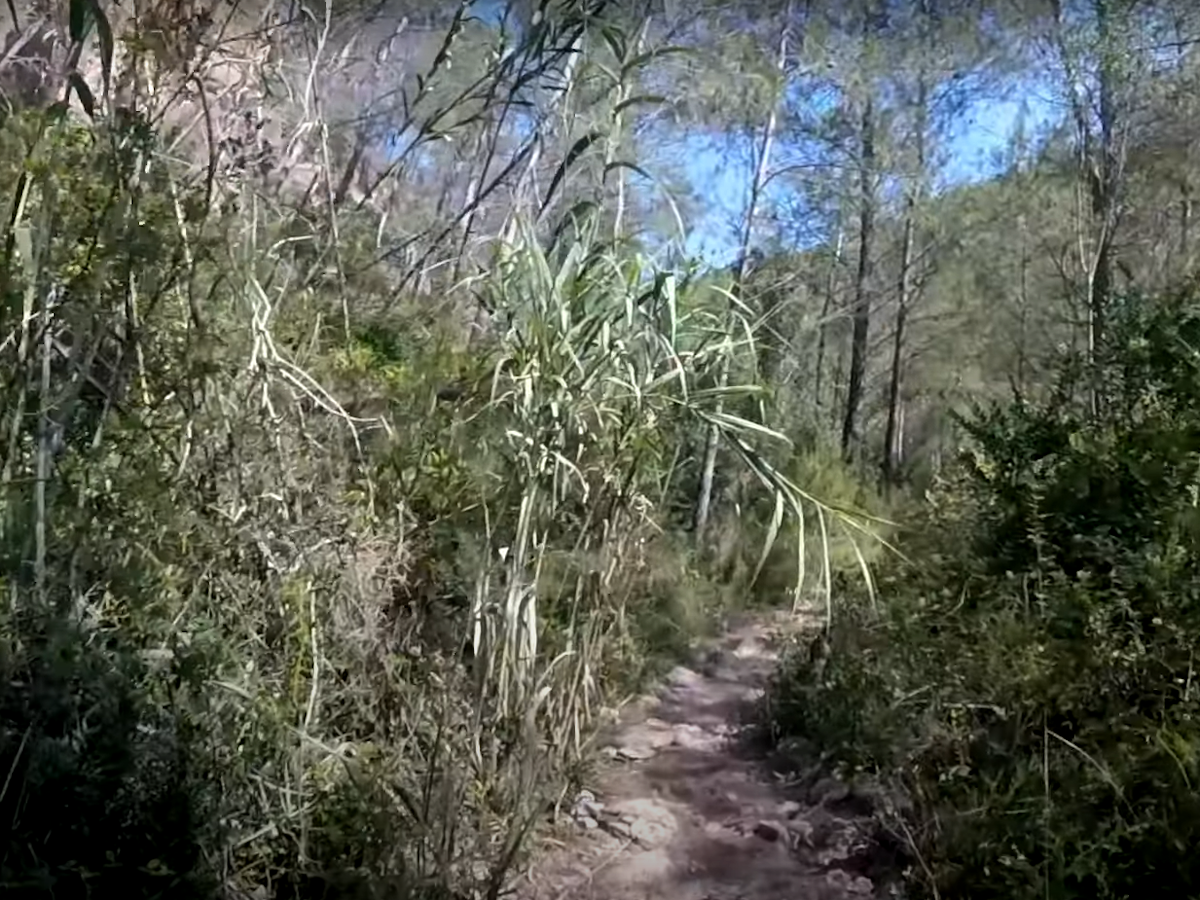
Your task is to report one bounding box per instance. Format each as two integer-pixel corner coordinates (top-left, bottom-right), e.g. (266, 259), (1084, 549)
(515, 612), (898, 900)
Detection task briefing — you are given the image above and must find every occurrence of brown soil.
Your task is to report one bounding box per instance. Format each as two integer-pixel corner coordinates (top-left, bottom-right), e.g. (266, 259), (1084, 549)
(512, 612), (903, 900)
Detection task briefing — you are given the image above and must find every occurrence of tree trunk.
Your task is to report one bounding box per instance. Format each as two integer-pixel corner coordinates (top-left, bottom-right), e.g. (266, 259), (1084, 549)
(1052, 0), (1127, 416)
(814, 224), (843, 416)
(694, 2), (795, 535)
(881, 206), (913, 486)
(882, 50), (929, 486)
(1016, 208), (1030, 395)
(840, 93), (876, 463)
(1181, 182), (1193, 271)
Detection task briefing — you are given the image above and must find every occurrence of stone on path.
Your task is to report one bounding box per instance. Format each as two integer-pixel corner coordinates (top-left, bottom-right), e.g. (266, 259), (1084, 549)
(517, 616), (895, 900)
(751, 820), (787, 843)
(825, 869), (874, 895)
(602, 798), (679, 848)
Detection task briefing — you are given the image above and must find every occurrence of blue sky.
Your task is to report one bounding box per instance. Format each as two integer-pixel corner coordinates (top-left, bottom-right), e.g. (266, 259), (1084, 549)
(679, 88), (1061, 264)
(434, 1), (1065, 266)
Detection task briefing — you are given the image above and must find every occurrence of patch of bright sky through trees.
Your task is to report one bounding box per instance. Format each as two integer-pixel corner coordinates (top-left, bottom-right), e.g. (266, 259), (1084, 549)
(388, 1), (1062, 267)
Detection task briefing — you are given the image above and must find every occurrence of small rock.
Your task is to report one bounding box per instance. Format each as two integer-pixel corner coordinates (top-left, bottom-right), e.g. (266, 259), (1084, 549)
(786, 817), (815, 846)
(809, 776), (850, 806)
(611, 720), (676, 760)
(613, 736), (658, 760)
(605, 819), (633, 837)
(604, 799), (678, 848)
(703, 819), (730, 837)
(647, 730), (677, 751)
(733, 637), (765, 659)
(752, 820), (786, 842)
(631, 816), (674, 847)
(692, 645), (721, 665)
(667, 665), (701, 686)
(826, 869), (873, 895)
(570, 789), (605, 823)
(778, 800), (803, 819)
(578, 800), (604, 819)
(672, 723), (718, 751)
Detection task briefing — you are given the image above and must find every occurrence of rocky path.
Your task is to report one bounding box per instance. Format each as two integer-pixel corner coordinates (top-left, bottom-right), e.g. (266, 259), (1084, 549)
(514, 612), (899, 900)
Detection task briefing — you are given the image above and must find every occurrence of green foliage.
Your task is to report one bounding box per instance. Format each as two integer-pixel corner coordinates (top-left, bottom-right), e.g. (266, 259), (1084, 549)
(768, 282), (1200, 899)
(0, 72), (865, 900)
(0, 612), (214, 900)
(735, 445), (887, 609)
(0, 0), (924, 894)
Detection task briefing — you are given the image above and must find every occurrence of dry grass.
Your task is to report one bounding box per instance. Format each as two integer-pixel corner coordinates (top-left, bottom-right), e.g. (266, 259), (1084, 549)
(0, 3), (878, 897)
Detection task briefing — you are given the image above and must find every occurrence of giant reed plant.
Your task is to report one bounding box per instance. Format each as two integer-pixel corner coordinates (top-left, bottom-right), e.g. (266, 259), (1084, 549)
(0, 3), (878, 898)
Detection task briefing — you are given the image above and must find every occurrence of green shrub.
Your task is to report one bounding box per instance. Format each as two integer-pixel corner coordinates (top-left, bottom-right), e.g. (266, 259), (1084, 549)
(769, 283), (1200, 899)
(0, 8), (879, 895)
(0, 611), (214, 899)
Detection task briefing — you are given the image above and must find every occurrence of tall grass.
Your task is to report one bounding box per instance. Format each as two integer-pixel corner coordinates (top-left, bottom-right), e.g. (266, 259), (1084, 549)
(0, 2), (878, 897)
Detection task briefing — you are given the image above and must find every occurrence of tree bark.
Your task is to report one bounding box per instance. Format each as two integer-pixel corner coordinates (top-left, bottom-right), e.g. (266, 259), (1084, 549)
(814, 224), (843, 416)
(840, 92), (876, 463)
(881, 25), (929, 487)
(694, 1), (795, 534)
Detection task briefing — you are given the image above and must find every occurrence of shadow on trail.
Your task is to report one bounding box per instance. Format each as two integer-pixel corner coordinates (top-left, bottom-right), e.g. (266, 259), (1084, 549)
(516, 613), (905, 900)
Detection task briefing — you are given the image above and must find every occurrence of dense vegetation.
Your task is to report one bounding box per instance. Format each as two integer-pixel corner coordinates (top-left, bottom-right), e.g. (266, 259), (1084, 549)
(1, 0), (1198, 898)
(770, 287), (1200, 897)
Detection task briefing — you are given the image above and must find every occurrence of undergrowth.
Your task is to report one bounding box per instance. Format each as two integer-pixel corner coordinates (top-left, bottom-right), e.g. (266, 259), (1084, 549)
(0, 28), (873, 898)
(768, 282), (1200, 899)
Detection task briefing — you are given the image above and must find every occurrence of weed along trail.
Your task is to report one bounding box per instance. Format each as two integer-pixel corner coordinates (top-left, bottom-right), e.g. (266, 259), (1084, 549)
(515, 613), (893, 900)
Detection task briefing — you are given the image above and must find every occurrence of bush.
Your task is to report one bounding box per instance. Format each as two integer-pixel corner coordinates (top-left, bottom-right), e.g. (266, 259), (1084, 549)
(768, 283), (1200, 899)
(0, 6), (880, 894)
(0, 93), (842, 897)
(0, 611), (214, 900)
